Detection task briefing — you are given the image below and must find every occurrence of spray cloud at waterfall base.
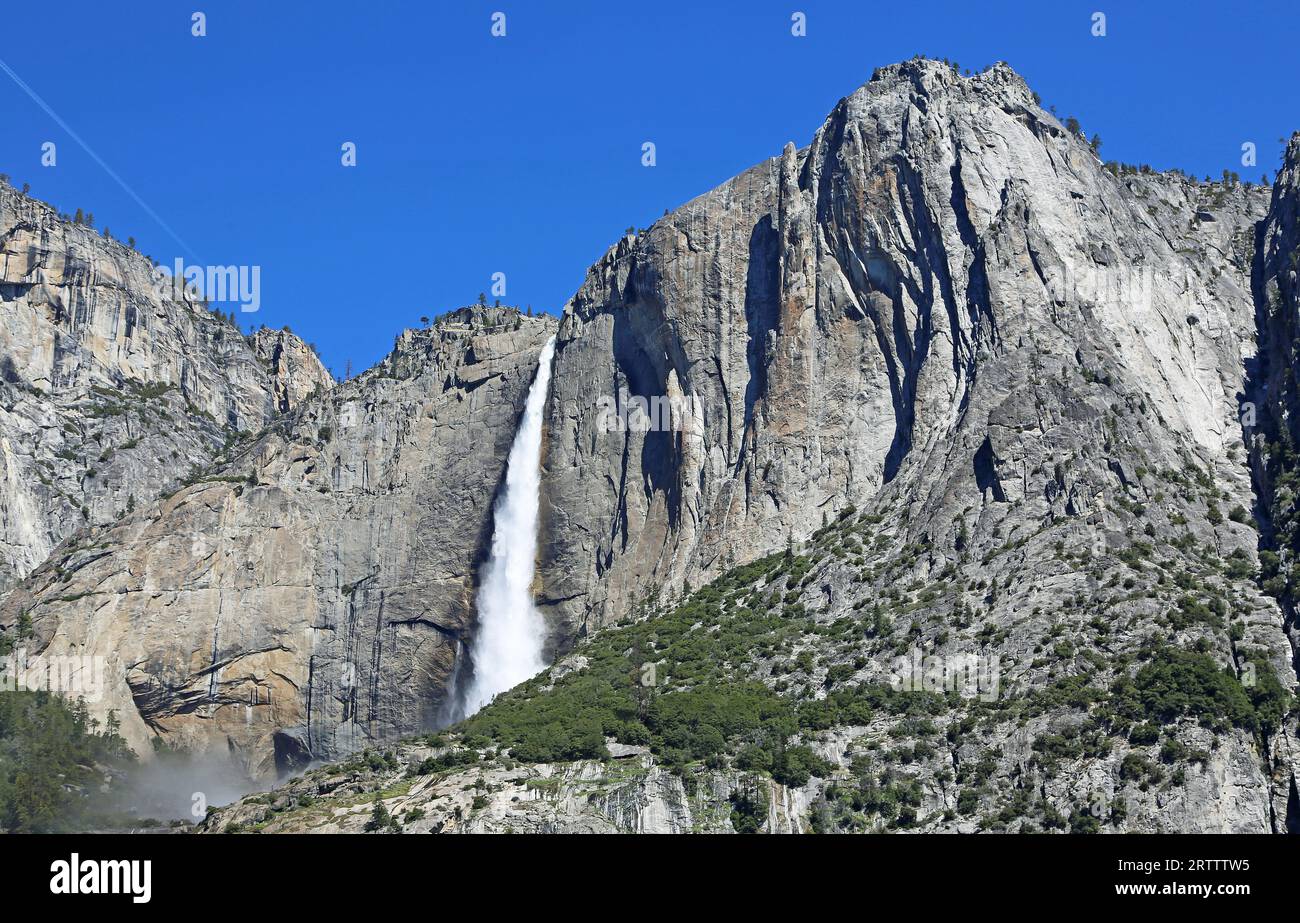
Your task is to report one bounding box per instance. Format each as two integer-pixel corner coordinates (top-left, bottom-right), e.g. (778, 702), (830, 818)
(456, 336), (557, 720)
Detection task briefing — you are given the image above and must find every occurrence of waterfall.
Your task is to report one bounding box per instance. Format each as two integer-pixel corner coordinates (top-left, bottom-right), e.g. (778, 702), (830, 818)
(457, 335), (557, 719)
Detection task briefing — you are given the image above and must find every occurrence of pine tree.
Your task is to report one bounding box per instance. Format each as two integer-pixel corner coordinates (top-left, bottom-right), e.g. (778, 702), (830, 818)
(365, 801), (397, 832)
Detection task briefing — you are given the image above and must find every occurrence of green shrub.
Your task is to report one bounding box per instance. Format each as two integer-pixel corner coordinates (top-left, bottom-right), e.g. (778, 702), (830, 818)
(1109, 649), (1259, 733)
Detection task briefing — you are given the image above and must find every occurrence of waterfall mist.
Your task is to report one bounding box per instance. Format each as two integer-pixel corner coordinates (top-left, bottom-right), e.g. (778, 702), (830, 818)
(456, 335), (556, 720)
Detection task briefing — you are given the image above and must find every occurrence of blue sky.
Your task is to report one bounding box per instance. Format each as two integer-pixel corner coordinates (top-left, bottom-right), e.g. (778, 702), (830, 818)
(0, 1), (1295, 377)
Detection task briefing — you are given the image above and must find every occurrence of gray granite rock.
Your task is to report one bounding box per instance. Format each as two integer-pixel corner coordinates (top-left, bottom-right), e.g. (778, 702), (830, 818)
(0, 182), (332, 592)
(0, 306), (556, 778)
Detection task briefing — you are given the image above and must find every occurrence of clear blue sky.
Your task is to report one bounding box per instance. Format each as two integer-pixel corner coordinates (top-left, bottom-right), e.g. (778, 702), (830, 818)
(1, 1), (1295, 377)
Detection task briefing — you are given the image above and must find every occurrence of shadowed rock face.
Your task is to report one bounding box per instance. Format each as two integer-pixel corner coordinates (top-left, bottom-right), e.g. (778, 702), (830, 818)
(538, 60), (1275, 642)
(0, 184), (333, 593)
(1247, 135), (1300, 824)
(1, 307), (557, 778)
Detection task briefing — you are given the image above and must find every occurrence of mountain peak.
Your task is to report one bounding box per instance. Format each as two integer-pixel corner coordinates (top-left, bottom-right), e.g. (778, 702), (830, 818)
(863, 57), (1034, 106)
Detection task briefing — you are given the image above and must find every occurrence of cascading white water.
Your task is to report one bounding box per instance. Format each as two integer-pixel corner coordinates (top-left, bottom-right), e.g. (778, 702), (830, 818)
(457, 335), (556, 719)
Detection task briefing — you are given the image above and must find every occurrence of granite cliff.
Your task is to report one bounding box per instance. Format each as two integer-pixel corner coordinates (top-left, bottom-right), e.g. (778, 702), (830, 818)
(1, 306), (556, 778)
(6, 59), (1300, 832)
(0, 183), (332, 593)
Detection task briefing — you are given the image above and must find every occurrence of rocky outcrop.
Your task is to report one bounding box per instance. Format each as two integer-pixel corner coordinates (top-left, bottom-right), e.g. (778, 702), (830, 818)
(250, 328), (331, 414)
(1, 306), (556, 778)
(201, 745), (753, 834)
(0, 181), (332, 592)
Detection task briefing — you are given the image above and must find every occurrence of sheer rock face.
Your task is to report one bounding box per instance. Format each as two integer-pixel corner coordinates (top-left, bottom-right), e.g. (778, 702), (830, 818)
(1255, 136), (1300, 481)
(539, 60), (1273, 640)
(0, 183), (332, 592)
(1249, 135), (1300, 827)
(1, 308), (556, 778)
